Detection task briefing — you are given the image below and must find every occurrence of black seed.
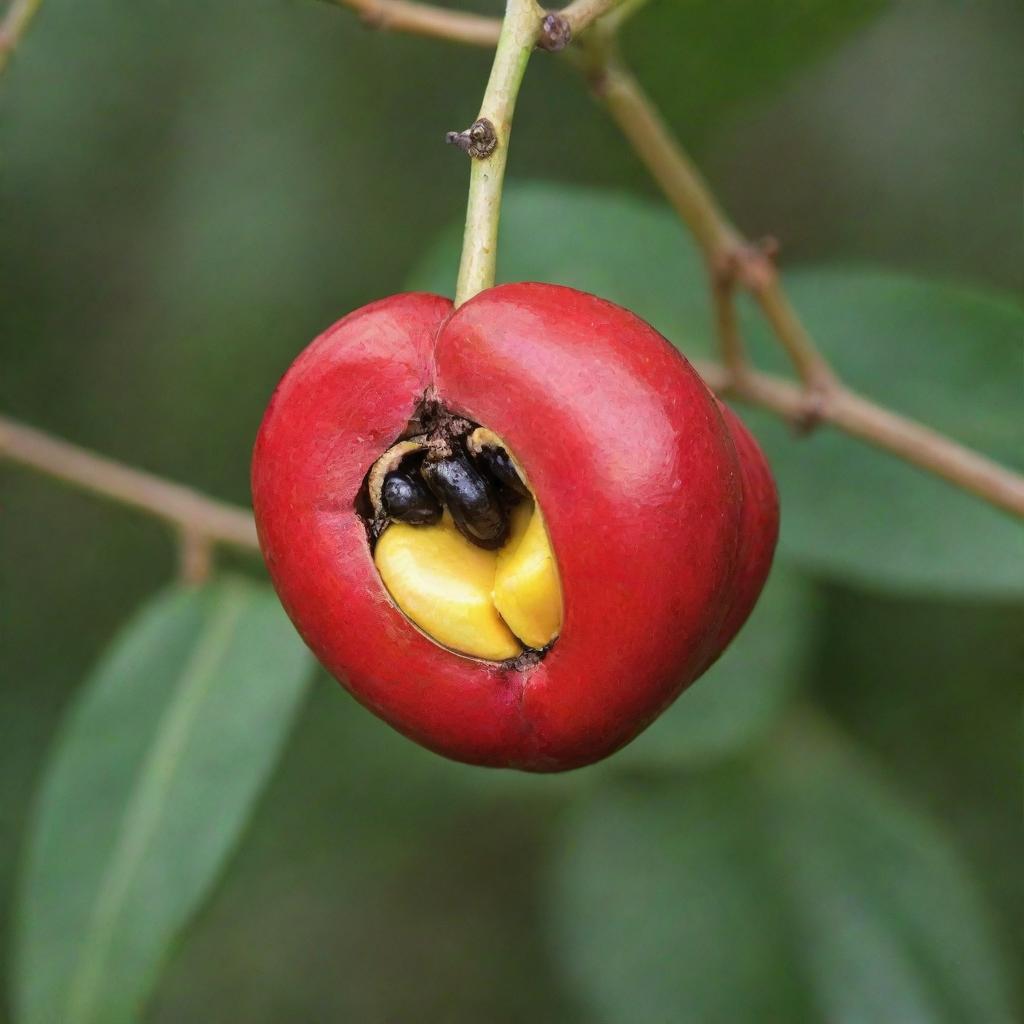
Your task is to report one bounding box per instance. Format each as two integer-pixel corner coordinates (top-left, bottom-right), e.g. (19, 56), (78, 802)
(382, 471), (442, 525)
(422, 454), (508, 549)
(474, 445), (529, 498)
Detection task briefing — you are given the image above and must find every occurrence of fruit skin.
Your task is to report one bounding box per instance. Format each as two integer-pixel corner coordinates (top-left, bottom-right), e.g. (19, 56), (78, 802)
(252, 283), (778, 771)
(705, 405), (780, 667)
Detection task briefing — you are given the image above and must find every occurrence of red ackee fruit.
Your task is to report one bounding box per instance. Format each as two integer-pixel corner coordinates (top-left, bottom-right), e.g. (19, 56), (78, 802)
(252, 283), (778, 771)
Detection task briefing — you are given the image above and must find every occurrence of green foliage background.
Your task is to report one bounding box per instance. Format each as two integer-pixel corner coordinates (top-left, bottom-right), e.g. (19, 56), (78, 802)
(2, 0), (1021, 1021)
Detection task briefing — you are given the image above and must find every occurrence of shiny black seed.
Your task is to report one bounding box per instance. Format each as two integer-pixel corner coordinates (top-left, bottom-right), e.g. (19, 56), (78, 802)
(421, 454), (508, 549)
(382, 471), (442, 525)
(474, 445), (529, 498)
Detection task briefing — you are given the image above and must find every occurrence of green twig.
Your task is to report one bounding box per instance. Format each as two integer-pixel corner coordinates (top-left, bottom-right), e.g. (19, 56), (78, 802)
(453, 0), (544, 306)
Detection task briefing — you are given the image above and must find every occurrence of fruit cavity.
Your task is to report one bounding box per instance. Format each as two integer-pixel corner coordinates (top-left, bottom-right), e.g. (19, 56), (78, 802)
(365, 408), (564, 663)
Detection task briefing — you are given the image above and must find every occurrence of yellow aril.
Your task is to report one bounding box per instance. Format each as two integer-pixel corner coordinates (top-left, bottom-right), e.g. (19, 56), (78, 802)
(374, 513), (522, 660)
(493, 501), (563, 650)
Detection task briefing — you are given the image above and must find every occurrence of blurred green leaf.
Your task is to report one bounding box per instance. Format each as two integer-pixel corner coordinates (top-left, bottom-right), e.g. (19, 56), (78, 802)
(13, 580), (314, 1024)
(812, 584), (1024, 989)
(410, 182), (1024, 595)
(710, 1), (1024, 293)
(620, 0), (888, 152)
(610, 564), (813, 770)
(549, 714), (1015, 1024)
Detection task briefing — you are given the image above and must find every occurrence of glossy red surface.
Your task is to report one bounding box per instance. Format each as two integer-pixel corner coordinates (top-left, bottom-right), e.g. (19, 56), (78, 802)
(252, 283), (777, 771)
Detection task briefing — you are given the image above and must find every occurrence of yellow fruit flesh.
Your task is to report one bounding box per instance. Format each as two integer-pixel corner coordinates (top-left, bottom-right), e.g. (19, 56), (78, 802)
(493, 502), (563, 650)
(373, 502), (562, 661)
(375, 513), (522, 660)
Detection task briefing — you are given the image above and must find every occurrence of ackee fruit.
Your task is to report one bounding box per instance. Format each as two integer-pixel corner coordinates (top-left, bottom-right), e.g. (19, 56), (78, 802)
(252, 283), (778, 771)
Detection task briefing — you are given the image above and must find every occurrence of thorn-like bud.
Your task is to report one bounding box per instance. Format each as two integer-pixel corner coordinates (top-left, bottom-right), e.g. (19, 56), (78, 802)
(444, 118), (498, 160)
(792, 389), (828, 436)
(758, 235), (781, 261)
(537, 12), (571, 52)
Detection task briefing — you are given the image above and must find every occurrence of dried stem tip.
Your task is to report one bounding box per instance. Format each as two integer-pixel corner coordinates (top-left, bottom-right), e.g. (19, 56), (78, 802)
(445, 118), (498, 159)
(537, 13), (571, 52)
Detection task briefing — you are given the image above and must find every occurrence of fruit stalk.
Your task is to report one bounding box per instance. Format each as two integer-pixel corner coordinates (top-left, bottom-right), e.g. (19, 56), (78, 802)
(453, 0), (543, 307)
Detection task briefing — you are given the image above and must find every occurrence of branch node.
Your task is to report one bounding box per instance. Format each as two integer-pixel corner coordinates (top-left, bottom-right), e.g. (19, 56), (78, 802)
(790, 387), (830, 437)
(711, 248), (738, 289)
(445, 118), (497, 159)
(537, 12), (571, 52)
(720, 364), (754, 398)
(757, 234), (780, 261)
(178, 527), (214, 586)
(716, 239), (779, 293)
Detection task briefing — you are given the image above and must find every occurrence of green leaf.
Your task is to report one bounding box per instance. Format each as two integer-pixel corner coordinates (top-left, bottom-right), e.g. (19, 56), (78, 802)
(410, 182), (1024, 594)
(13, 580), (314, 1024)
(144, 685), (582, 1023)
(611, 564), (813, 769)
(549, 715), (1016, 1024)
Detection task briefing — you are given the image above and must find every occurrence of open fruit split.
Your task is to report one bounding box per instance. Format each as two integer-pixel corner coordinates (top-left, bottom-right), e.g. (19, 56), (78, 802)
(363, 409), (563, 661)
(252, 283), (778, 771)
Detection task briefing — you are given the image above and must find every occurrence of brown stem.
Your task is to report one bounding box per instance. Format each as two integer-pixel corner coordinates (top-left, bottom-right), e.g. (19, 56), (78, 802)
(334, 0), (500, 46)
(559, 0), (624, 34)
(711, 270), (747, 380)
(0, 415), (259, 550)
(750, 268), (839, 394)
(335, 0), (623, 48)
(693, 364), (1024, 518)
(178, 527), (216, 585)
(582, 41), (837, 393)
(583, 44), (735, 257)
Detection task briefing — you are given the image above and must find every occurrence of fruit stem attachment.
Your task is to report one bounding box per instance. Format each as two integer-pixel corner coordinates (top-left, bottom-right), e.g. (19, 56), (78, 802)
(453, 0), (543, 307)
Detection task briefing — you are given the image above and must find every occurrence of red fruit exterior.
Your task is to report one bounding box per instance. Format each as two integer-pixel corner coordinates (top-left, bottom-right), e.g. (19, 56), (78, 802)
(252, 283), (778, 771)
(708, 405), (780, 665)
